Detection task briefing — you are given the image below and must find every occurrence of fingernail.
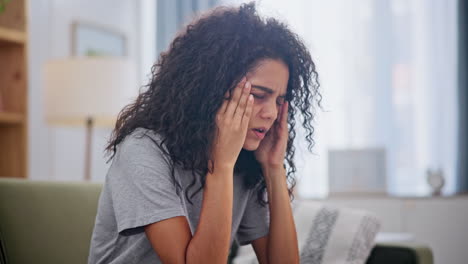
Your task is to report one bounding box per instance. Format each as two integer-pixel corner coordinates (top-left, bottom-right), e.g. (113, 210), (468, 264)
(244, 81), (250, 90)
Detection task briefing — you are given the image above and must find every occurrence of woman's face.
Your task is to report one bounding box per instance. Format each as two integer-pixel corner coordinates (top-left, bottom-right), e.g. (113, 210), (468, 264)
(243, 59), (289, 150)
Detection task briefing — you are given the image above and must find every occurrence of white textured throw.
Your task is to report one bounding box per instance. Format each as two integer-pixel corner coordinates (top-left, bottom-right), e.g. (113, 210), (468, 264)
(233, 200), (381, 264)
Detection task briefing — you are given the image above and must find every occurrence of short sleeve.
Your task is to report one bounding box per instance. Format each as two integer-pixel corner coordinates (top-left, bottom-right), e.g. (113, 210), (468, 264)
(236, 189), (270, 245)
(107, 131), (186, 234)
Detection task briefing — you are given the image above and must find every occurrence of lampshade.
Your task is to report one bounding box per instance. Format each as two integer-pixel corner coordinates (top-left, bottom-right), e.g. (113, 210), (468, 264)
(44, 57), (138, 127)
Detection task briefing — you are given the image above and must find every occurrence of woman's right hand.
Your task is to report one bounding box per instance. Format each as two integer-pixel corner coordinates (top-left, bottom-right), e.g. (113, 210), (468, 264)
(210, 78), (254, 172)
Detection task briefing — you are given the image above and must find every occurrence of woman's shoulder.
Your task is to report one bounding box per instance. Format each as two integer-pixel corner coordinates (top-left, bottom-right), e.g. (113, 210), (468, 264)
(116, 127), (170, 165)
(120, 127), (163, 147)
(129, 127), (161, 141)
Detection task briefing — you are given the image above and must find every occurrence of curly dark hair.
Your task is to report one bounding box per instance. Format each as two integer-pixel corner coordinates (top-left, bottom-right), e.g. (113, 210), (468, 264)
(106, 2), (321, 206)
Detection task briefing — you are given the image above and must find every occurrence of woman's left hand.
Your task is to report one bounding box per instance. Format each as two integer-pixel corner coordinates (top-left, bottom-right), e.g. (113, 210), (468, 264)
(254, 101), (289, 170)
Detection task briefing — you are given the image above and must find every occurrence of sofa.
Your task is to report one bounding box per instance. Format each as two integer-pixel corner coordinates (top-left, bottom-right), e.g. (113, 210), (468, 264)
(0, 178), (433, 264)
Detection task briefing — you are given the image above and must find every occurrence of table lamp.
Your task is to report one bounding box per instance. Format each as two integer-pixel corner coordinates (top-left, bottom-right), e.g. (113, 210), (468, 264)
(44, 57), (137, 181)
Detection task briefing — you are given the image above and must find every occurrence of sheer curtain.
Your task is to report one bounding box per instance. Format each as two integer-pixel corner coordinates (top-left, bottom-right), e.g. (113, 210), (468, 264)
(225, 0), (458, 197)
(140, 0), (219, 95)
(156, 0), (219, 56)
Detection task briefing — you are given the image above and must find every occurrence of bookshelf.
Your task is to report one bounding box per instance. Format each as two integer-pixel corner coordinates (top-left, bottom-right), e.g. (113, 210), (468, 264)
(0, 0), (28, 178)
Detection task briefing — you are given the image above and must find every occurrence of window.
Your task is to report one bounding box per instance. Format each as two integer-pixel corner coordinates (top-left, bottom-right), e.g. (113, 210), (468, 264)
(227, 0), (458, 197)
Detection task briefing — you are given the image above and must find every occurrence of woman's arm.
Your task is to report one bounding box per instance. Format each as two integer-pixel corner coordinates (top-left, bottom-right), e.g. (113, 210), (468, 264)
(145, 79), (254, 263)
(145, 167), (234, 264)
(253, 101), (300, 264)
(252, 165), (299, 264)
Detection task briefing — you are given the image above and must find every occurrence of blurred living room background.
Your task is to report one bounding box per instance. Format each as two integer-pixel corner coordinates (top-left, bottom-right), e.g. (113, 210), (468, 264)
(0, 0), (466, 263)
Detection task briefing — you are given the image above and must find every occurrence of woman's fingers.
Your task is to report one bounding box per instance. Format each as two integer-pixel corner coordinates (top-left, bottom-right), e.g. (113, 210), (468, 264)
(278, 102), (288, 131)
(219, 97), (229, 115)
(217, 77), (245, 120)
(234, 81), (251, 119)
(211, 77), (253, 168)
(225, 78), (247, 116)
(241, 94), (254, 127)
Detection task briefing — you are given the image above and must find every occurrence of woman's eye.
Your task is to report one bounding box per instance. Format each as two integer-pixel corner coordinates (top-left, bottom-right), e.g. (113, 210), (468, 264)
(251, 94), (264, 99)
(276, 98), (285, 105)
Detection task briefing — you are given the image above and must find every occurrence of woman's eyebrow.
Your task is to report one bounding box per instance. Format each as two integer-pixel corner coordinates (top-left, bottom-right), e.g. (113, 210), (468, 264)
(251, 85), (286, 97)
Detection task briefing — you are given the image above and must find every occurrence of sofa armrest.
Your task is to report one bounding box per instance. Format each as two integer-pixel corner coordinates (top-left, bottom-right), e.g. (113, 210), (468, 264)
(366, 242), (433, 264)
(0, 178), (102, 264)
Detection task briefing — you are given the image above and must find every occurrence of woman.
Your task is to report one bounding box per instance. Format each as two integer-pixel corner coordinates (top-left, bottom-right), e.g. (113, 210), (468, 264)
(89, 2), (320, 264)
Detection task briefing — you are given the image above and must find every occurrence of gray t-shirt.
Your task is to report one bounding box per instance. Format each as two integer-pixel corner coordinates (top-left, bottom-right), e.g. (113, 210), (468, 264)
(88, 128), (269, 264)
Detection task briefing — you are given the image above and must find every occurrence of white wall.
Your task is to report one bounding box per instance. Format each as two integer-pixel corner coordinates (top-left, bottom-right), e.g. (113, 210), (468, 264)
(28, 0), (142, 182)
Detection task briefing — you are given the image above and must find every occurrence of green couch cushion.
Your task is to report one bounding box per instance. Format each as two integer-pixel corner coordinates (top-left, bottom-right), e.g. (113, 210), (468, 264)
(0, 178), (102, 264)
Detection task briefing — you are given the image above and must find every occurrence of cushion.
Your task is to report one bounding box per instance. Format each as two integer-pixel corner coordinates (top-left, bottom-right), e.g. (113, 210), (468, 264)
(233, 200), (381, 264)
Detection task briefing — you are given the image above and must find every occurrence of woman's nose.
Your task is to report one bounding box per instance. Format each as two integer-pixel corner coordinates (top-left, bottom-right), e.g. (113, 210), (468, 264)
(259, 101), (278, 120)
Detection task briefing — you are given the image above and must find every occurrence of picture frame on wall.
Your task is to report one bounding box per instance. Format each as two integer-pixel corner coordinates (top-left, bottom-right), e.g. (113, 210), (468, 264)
(71, 21), (127, 57)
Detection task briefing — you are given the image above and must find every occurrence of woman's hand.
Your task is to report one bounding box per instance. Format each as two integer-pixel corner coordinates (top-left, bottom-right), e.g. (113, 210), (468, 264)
(254, 101), (289, 170)
(211, 78), (254, 171)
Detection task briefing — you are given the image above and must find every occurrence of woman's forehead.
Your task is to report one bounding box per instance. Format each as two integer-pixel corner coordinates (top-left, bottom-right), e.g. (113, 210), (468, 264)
(247, 59), (289, 94)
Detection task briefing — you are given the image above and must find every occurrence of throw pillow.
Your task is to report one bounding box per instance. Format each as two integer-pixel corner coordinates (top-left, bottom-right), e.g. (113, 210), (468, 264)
(233, 200), (381, 264)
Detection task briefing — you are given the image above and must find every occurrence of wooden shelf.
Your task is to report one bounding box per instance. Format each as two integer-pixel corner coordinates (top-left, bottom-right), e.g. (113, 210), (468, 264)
(0, 0), (28, 179)
(0, 112), (24, 124)
(0, 27), (26, 44)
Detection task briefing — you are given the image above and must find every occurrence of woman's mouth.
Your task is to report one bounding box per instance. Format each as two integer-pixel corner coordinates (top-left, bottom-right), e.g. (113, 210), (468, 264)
(252, 127), (267, 139)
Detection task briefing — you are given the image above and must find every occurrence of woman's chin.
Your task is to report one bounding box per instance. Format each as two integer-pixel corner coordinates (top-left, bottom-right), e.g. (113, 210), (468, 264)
(242, 139), (260, 151)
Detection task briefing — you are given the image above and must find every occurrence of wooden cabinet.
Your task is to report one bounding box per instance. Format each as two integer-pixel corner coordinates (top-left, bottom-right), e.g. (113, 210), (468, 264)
(0, 0), (28, 178)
